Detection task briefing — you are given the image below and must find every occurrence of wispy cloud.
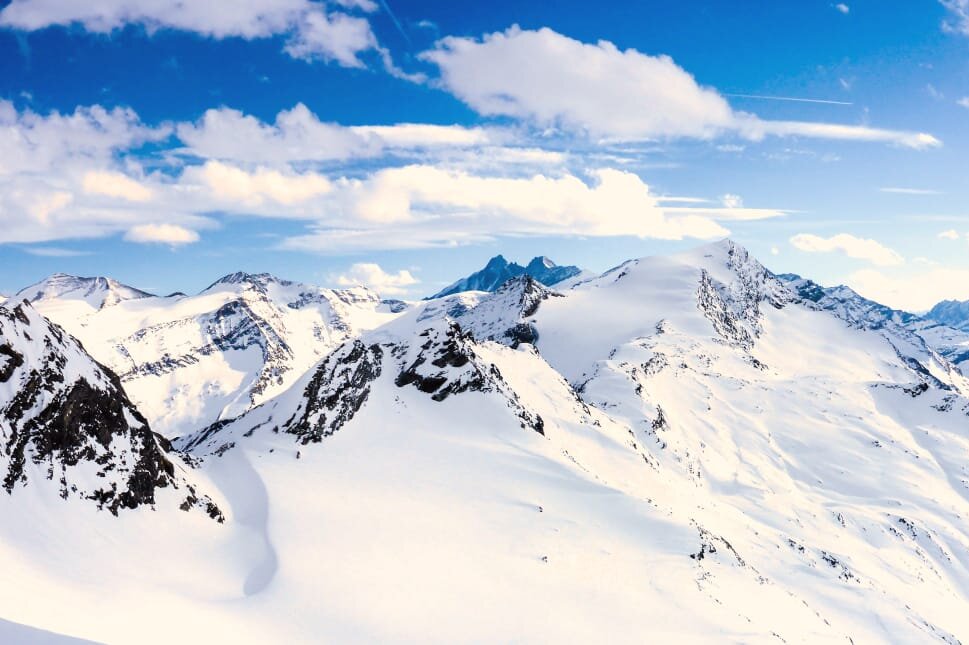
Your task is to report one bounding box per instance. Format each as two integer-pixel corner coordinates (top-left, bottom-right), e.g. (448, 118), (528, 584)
(21, 246), (92, 257)
(879, 187), (943, 195)
(941, 0), (969, 36)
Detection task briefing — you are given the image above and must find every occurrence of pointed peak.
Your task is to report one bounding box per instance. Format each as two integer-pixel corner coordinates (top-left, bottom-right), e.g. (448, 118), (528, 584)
(205, 271), (283, 291)
(526, 256), (557, 271)
(485, 254), (511, 269)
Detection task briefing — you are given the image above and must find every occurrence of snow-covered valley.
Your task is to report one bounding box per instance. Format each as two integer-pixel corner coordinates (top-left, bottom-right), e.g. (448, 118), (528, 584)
(2, 240), (969, 643)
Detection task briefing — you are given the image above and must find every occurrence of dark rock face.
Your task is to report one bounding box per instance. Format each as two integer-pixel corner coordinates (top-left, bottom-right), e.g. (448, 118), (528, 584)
(697, 270), (755, 350)
(0, 302), (221, 518)
(394, 323), (545, 434)
(287, 341), (383, 444)
(182, 339), (385, 452)
(447, 275), (561, 349)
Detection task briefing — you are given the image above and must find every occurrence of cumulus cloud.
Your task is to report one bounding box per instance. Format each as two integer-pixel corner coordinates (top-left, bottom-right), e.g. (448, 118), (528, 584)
(278, 165), (785, 252)
(0, 101), (787, 253)
(332, 262), (418, 295)
(835, 4), (850, 14)
(0, 100), (164, 175)
(938, 229), (961, 240)
(184, 161), (333, 207)
(789, 233), (904, 266)
(82, 170), (153, 202)
(283, 10), (377, 67)
(958, 97), (969, 108)
(420, 26), (940, 148)
(124, 223), (199, 246)
(0, 0), (382, 67)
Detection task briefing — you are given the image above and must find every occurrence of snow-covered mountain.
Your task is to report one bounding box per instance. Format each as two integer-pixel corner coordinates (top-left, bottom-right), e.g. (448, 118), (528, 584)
(13, 273), (155, 311)
(0, 300), (218, 517)
(3, 240), (969, 643)
(925, 299), (969, 331)
(780, 273), (969, 374)
(428, 254), (582, 298)
(18, 271), (406, 436)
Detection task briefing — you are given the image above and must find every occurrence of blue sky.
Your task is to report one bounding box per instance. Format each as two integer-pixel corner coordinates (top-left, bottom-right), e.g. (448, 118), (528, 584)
(1, 0), (968, 309)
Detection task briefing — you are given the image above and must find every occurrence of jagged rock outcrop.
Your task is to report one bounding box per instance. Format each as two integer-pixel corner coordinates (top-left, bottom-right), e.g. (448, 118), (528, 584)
(0, 301), (220, 518)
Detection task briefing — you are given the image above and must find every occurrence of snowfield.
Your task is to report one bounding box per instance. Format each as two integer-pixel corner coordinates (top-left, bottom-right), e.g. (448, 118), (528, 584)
(2, 240), (969, 643)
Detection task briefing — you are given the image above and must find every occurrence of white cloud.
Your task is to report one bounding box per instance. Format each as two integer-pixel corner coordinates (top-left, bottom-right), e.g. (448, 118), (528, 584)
(938, 229), (961, 240)
(770, 245), (780, 256)
(835, 3), (850, 14)
(0, 0), (381, 67)
(332, 262), (418, 295)
(958, 97), (969, 109)
(124, 223), (199, 246)
(279, 165), (785, 253)
(82, 170), (153, 202)
(421, 26), (940, 148)
(184, 160), (333, 207)
(0, 100), (164, 175)
(0, 101), (786, 254)
(175, 104), (494, 164)
(941, 0), (969, 36)
(789, 233), (904, 266)
(847, 267), (969, 312)
(283, 9), (376, 67)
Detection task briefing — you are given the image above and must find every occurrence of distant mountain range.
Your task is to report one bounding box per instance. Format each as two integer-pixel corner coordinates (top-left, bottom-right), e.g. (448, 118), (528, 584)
(3, 241), (969, 642)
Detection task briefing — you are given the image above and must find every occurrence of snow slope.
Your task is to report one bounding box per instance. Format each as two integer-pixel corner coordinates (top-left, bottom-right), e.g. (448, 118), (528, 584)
(18, 272), (405, 437)
(2, 240), (969, 643)
(780, 273), (969, 375)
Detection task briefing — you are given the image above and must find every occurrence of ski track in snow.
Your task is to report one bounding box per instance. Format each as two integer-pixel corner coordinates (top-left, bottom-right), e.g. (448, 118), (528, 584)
(206, 449), (279, 596)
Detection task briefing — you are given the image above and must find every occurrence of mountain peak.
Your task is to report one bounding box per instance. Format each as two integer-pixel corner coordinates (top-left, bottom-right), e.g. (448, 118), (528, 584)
(925, 298), (969, 331)
(429, 254), (581, 299)
(204, 271), (289, 292)
(14, 273), (154, 310)
(526, 256), (557, 271)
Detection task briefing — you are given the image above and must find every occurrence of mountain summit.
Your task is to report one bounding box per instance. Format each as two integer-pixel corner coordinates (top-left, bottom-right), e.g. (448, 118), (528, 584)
(428, 254), (582, 299)
(13, 273), (155, 311)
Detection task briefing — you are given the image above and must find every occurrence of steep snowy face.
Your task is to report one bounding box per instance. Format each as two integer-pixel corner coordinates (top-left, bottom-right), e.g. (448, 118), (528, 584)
(24, 271), (406, 437)
(428, 254), (581, 298)
(18, 266), (572, 441)
(528, 239), (969, 640)
(0, 301), (219, 517)
(14, 273), (155, 312)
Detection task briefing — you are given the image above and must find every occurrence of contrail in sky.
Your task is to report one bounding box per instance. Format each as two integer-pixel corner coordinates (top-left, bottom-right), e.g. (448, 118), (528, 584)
(725, 93), (853, 105)
(379, 0), (411, 45)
